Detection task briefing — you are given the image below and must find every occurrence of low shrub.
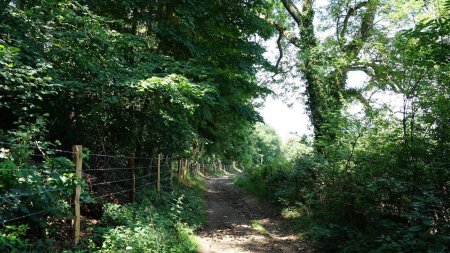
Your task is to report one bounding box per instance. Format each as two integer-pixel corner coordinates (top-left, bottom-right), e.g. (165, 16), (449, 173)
(238, 151), (449, 252)
(0, 225), (31, 253)
(93, 182), (205, 252)
(102, 203), (134, 226)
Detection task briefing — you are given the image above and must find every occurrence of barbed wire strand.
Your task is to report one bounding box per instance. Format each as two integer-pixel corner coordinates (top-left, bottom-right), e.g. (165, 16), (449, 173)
(1, 207), (60, 225)
(87, 152), (153, 160)
(90, 174), (155, 186)
(0, 141), (74, 155)
(0, 187), (68, 200)
(93, 181), (154, 200)
(0, 168), (74, 172)
(0, 141), (163, 160)
(1, 179), (159, 223)
(83, 165), (158, 172)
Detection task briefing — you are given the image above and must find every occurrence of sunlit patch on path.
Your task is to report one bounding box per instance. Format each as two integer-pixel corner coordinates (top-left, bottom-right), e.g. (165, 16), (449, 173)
(196, 175), (313, 253)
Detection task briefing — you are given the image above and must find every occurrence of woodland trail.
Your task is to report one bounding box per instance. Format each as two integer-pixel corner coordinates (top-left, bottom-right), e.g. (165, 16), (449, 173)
(196, 174), (314, 253)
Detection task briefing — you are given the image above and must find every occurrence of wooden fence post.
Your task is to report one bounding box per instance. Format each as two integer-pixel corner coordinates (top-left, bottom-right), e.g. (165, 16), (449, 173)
(181, 159), (184, 179)
(177, 159), (181, 179)
(184, 159), (188, 178)
(169, 157), (173, 190)
(129, 153), (136, 202)
(72, 145), (82, 245)
(157, 154), (161, 192)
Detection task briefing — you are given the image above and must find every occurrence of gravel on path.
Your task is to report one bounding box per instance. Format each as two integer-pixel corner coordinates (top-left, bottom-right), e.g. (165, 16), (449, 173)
(195, 175), (314, 253)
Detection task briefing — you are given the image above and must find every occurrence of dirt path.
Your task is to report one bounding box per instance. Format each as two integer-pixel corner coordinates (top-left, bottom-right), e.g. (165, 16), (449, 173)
(196, 175), (313, 253)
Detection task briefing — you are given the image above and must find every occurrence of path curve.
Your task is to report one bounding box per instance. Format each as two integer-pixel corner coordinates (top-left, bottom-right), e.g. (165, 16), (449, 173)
(196, 175), (313, 253)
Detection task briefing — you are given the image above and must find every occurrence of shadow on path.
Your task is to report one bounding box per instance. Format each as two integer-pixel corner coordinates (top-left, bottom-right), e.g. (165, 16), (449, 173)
(196, 175), (314, 253)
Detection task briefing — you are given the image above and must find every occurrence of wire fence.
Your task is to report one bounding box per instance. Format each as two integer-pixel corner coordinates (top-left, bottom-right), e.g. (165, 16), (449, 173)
(0, 141), (234, 242)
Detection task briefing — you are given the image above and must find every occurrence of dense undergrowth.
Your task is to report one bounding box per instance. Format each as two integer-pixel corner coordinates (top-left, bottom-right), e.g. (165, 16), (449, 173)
(236, 146), (449, 253)
(86, 183), (205, 253)
(0, 121), (208, 252)
(1, 177), (205, 253)
(0, 137), (206, 253)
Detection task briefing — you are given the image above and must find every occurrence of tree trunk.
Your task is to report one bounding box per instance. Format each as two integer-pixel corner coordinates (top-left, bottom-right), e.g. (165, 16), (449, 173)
(279, 0), (379, 153)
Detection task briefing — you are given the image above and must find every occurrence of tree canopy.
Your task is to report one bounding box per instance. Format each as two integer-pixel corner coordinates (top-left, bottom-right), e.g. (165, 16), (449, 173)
(0, 0), (274, 159)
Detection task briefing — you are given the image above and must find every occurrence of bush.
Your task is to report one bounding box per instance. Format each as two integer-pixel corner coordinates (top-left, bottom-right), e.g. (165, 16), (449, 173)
(0, 120), (84, 252)
(94, 183), (205, 252)
(0, 225), (31, 253)
(101, 222), (197, 253)
(239, 148), (449, 252)
(102, 203), (134, 226)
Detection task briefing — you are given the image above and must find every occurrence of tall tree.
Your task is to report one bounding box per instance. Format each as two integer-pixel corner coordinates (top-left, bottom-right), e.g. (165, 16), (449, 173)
(1, 0), (274, 159)
(265, 0), (380, 152)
